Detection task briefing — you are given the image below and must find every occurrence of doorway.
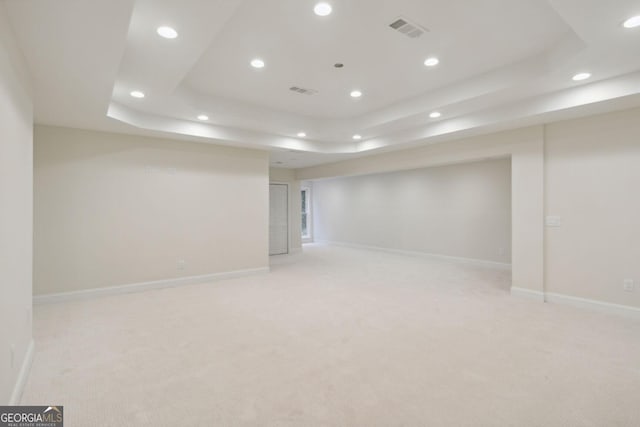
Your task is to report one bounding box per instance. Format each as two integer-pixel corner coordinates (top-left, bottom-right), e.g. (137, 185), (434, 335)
(269, 183), (288, 255)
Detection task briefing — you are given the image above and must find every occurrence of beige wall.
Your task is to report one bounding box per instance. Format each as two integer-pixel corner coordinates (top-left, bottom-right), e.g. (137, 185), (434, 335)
(296, 108), (640, 309)
(269, 168), (302, 252)
(34, 125), (270, 295)
(312, 159), (512, 263)
(0, 4), (33, 403)
(545, 109), (640, 307)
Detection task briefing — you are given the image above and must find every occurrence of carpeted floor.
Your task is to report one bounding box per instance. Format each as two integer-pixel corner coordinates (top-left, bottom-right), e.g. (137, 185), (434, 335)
(21, 244), (640, 426)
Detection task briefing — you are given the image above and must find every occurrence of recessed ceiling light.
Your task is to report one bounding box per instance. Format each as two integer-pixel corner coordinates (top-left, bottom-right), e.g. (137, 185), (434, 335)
(157, 26), (178, 39)
(130, 90), (145, 98)
(352, 134), (362, 140)
(314, 2), (332, 16)
(424, 57), (439, 67)
(297, 132), (306, 138)
(197, 115), (209, 121)
(572, 72), (591, 81)
(623, 15), (640, 28)
(429, 111), (441, 118)
(250, 58), (265, 69)
(350, 90), (362, 98)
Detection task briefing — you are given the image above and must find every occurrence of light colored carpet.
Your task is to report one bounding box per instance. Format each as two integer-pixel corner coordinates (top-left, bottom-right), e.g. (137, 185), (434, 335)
(22, 244), (640, 426)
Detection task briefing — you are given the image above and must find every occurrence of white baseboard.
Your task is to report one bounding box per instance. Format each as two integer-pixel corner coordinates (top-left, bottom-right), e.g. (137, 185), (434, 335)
(33, 267), (270, 305)
(544, 292), (640, 319)
(9, 339), (34, 405)
(511, 287), (640, 319)
(319, 240), (512, 270)
(510, 287), (545, 301)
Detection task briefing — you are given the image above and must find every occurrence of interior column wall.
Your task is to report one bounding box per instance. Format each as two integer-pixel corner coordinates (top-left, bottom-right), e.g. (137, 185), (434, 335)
(544, 108), (640, 308)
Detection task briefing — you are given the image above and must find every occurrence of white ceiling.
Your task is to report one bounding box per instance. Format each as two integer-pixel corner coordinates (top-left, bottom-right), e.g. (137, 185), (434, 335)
(4, 0), (640, 168)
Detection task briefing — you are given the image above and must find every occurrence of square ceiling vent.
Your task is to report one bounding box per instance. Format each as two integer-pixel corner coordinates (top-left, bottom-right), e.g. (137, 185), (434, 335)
(289, 86), (318, 96)
(389, 17), (429, 39)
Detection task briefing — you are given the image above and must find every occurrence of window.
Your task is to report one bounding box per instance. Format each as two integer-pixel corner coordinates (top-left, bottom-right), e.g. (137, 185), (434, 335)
(301, 187), (311, 240)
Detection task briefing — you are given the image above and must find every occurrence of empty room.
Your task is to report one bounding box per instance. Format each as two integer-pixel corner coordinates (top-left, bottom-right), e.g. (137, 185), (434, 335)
(1, 0), (640, 426)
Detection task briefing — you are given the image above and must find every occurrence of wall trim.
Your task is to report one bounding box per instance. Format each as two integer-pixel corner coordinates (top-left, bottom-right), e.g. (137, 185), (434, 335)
(544, 292), (640, 319)
(33, 267), (270, 305)
(319, 240), (512, 270)
(510, 287), (545, 301)
(9, 339), (34, 405)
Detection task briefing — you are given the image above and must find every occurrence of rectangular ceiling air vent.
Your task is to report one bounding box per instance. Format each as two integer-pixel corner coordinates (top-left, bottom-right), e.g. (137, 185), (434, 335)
(389, 17), (429, 39)
(289, 86), (318, 96)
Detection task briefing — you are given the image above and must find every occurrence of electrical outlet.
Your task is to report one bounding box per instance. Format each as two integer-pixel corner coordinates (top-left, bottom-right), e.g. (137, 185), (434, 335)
(545, 216), (562, 227)
(623, 279), (635, 292)
(177, 260), (186, 271)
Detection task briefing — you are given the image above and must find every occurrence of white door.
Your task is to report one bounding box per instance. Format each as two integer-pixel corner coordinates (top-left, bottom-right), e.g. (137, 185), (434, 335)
(269, 184), (288, 255)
